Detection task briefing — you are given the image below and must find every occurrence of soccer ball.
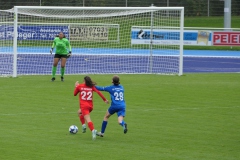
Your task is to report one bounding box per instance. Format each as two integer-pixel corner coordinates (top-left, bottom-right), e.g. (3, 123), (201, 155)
(69, 125), (78, 134)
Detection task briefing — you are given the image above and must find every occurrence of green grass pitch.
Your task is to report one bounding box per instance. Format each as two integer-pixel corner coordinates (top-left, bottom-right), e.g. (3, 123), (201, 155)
(0, 74), (240, 160)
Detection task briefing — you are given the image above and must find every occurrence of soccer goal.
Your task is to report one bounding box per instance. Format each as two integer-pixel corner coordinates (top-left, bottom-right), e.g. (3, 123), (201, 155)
(0, 6), (184, 77)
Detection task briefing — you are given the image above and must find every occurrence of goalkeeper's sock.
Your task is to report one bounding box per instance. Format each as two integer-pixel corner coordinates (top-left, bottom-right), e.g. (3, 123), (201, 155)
(79, 115), (85, 125)
(61, 67), (65, 77)
(101, 120), (108, 134)
(52, 66), (57, 78)
(88, 122), (94, 131)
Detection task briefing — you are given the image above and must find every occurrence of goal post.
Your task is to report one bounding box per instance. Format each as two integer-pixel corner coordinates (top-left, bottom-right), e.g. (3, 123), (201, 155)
(0, 6), (184, 77)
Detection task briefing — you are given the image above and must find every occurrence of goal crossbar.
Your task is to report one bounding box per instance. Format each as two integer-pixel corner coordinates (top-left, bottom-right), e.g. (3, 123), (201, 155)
(13, 6), (184, 10)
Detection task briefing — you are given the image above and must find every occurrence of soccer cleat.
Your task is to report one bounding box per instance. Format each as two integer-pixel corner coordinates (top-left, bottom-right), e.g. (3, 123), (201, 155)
(92, 129), (97, 140)
(61, 76), (64, 82)
(51, 77), (55, 82)
(96, 132), (104, 137)
(82, 124), (86, 133)
(123, 123), (128, 134)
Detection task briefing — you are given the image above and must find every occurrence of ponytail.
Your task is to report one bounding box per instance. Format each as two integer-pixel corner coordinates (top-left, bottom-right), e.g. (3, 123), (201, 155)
(84, 76), (96, 87)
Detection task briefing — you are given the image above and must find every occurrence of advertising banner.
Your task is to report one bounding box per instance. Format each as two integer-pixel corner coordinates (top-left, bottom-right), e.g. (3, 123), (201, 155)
(69, 25), (108, 41)
(0, 25), (69, 40)
(131, 28), (212, 46)
(213, 31), (240, 46)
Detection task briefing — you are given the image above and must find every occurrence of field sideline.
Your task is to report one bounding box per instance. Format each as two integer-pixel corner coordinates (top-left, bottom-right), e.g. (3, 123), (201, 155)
(0, 74), (239, 160)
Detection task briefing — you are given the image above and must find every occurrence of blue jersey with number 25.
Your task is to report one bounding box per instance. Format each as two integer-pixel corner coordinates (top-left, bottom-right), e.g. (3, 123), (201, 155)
(95, 85), (125, 108)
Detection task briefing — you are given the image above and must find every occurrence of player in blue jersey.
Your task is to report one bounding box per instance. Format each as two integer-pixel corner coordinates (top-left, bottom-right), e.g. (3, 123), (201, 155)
(96, 75), (128, 137)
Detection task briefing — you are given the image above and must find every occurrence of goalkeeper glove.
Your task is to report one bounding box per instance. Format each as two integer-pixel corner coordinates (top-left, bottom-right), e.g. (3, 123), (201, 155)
(50, 48), (53, 54)
(67, 51), (72, 57)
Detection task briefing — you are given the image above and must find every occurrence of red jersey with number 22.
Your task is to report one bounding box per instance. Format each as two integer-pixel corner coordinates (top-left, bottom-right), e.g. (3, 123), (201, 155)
(74, 83), (107, 108)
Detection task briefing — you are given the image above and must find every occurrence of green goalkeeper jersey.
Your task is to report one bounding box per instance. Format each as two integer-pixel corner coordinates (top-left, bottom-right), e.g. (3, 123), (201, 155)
(52, 37), (71, 55)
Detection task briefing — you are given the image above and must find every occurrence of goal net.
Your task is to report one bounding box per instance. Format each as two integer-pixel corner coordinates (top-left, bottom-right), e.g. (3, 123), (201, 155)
(0, 10), (14, 76)
(0, 6), (184, 77)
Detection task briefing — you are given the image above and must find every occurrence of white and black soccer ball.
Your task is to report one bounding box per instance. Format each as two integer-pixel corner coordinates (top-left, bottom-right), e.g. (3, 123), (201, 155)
(69, 125), (78, 134)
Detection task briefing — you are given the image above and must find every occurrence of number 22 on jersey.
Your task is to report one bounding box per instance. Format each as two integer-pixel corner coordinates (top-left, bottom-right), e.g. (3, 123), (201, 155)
(81, 91), (92, 100)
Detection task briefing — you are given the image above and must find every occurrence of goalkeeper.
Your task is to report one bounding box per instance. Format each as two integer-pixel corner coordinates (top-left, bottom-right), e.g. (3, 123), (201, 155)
(50, 32), (72, 82)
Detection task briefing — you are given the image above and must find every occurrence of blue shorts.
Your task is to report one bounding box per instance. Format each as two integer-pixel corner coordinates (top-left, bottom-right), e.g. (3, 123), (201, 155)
(108, 106), (126, 117)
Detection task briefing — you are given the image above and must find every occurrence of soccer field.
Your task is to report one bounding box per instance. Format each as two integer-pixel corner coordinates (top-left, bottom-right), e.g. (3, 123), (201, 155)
(0, 74), (240, 160)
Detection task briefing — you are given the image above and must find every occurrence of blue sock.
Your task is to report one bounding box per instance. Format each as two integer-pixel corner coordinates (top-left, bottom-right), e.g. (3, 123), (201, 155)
(120, 120), (125, 127)
(101, 121), (108, 134)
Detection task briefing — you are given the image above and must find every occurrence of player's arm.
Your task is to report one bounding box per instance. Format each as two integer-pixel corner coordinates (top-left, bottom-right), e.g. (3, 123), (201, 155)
(95, 86), (105, 91)
(52, 42), (55, 48)
(50, 39), (56, 54)
(74, 87), (79, 96)
(68, 43), (72, 52)
(73, 81), (80, 96)
(67, 40), (72, 57)
(93, 87), (108, 103)
(95, 86), (111, 92)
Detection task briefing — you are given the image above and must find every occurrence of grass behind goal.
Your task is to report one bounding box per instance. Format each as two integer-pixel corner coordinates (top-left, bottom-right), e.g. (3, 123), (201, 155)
(0, 74), (240, 160)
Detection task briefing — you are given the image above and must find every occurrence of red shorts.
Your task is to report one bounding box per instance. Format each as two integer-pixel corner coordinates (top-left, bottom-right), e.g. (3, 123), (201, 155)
(80, 106), (93, 116)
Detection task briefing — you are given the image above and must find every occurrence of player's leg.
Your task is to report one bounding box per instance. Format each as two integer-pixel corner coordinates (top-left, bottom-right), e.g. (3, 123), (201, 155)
(83, 107), (97, 140)
(84, 114), (97, 140)
(60, 57), (67, 81)
(78, 109), (86, 133)
(51, 56), (60, 81)
(84, 114), (94, 130)
(97, 107), (114, 137)
(117, 108), (127, 134)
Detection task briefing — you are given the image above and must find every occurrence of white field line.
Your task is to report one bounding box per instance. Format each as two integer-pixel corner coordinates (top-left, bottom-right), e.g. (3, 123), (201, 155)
(0, 106), (239, 116)
(143, 106), (240, 111)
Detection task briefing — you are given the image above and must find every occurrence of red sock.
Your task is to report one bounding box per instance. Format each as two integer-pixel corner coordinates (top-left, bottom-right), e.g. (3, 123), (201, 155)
(79, 115), (85, 125)
(88, 122), (94, 131)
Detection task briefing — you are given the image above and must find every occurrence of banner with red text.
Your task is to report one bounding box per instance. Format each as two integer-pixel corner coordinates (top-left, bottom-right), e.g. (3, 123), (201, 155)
(213, 31), (240, 46)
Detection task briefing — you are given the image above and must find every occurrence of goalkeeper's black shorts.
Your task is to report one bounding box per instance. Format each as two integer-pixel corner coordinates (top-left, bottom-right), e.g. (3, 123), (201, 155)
(54, 54), (68, 59)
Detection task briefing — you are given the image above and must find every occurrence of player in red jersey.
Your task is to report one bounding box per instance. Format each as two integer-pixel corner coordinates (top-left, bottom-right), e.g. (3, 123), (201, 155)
(74, 76), (108, 140)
